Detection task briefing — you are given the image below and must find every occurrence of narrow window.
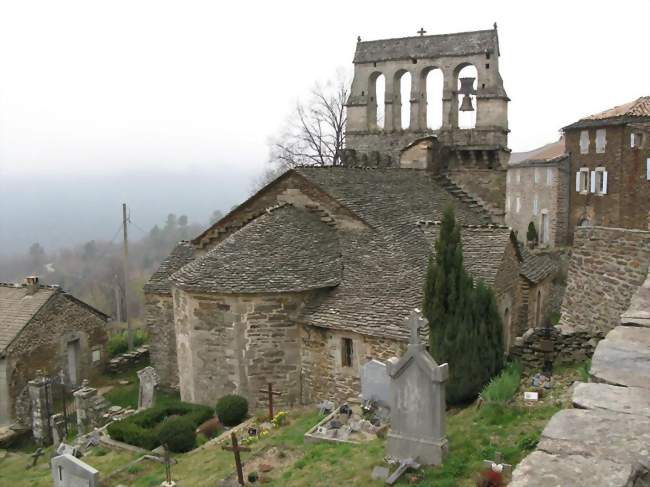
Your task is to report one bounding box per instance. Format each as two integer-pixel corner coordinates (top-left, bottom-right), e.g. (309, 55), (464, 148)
(631, 132), (645, 148)
(516, 170), (521, 184)
(577, 168), (590, 193)
(457, 64), (478, 129)
(341, 338), (353, 367)
(595, 129), (607, 153)
(425, 68), (443, 129)
(534, 168), (540, 184)
(533, 197), (539, 215)
(92, 349), (101, 363)
(399, 71), (412, 129)
(546, 167), (553, 185)
(594, 167), (608, 195)
(516, 197), (521, 213)
(579, 130), (590, 154)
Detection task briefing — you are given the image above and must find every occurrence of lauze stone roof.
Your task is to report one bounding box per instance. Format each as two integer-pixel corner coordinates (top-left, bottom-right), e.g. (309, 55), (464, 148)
(154, 167), (516, 341)
(171, 205), (342, 294)
(353, 29), (498, 64)
(143, 241), (195, 294)
(0, 285), (57, 352)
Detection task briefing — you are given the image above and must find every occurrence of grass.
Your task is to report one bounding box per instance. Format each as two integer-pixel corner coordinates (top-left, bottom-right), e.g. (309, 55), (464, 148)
(1, 363), (583, 486)
(481, 362), (522, 404)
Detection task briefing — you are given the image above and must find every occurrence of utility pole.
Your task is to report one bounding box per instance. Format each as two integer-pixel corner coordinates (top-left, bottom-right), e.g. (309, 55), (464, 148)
(113, 275), (123, 323)
(122, 203), (133, 350)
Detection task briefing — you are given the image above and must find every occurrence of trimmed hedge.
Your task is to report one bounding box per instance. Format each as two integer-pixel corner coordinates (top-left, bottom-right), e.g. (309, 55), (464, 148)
(158, 416), (196, 453)
(216, 394), (248, 427)
(107, 401), (213, 451)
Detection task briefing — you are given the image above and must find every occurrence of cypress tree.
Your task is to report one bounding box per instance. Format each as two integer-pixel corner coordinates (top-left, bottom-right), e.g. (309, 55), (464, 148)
(423, 206), (504, 404)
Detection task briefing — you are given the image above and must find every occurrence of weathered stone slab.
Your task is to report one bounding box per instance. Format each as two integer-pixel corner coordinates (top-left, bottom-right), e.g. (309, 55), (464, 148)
(51, 453), (99, 486)
(621, 272), (650, 327)
(360, 359), (390, 407)
(573, 382), (650, 417)
(538, 409), (650, 470)
(510, 451), (641, 487)
(590, 326), (650, 389)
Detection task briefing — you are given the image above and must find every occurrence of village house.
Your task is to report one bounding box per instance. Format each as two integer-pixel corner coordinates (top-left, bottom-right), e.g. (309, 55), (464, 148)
(506, 138), (570, 248)
(144, 27), (556, 409)
(0, 277), (109, 426)
(563, 96), (650, 239)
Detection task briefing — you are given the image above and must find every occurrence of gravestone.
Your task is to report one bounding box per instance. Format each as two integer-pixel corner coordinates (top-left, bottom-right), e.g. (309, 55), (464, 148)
(360, 359), (390, 407)
(28, 373), (52, 445)
(137, 366), (159, 410)
(386, 309), (448, 466)
(51, 453), (99, 487)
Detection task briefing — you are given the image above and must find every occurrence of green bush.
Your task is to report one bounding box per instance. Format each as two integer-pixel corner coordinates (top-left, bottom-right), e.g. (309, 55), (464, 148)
(216, 395), (248, 426)
(481, 362), (521, 404)
(158, 416), (196, 453)
(107, 329), (149, 358)
(106, 401), (213, 451)
(526, 221), (538, 245)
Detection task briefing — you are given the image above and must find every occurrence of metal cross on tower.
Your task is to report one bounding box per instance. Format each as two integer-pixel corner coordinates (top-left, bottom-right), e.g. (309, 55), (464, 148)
(417, 27), (427, 36)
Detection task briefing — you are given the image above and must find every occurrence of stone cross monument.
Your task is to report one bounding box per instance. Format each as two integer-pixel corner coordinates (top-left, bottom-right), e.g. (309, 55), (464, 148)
(386, 309), (448, 465)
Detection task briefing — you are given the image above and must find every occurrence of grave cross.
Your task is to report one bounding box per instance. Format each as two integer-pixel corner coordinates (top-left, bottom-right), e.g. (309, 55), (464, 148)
(258, 382), (282, 420)
(482, 452), (512, 476)
(406, 309), (427, 345)
(26, 447), (44, 469)
(417, 27), (427, 36)
(222, 432), (251, 486)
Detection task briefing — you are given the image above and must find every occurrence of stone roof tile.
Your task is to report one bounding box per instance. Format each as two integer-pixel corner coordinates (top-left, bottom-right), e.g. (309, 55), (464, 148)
(517, 244), (557, 284)
(171, 205), (342, 294)
(143, 241), (195, 294)
(0, 285), (57, 352)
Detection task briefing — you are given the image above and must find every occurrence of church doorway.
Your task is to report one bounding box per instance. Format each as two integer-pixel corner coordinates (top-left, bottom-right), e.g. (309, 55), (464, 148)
(66, 339), (80, 386)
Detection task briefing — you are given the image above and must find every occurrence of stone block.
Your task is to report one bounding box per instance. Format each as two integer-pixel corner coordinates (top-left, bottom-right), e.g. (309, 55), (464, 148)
(572, 382), (650, 417)
(51, 453), (99, 487)
(590, 326), (650, 389)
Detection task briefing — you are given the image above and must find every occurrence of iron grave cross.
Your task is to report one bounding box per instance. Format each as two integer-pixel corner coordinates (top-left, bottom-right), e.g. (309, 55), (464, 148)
(222, 432), (251, 486)
(407, 309), (428, 345)
(417, 27), (427, 36)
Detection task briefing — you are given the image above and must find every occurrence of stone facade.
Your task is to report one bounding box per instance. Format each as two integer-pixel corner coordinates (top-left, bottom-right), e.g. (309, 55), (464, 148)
(563, 100), (650, 240)
(560, 226), (650, 336)
(506, 153), (570, 248)
(300, 325), (407, 405)
(174, 289), (308, 409)
(144, 293), (177, 389)
(1, 287), (108, 426)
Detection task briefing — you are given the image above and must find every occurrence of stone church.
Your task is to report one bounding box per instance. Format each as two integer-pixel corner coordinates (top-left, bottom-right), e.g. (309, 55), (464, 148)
(144, 26), (556, 408)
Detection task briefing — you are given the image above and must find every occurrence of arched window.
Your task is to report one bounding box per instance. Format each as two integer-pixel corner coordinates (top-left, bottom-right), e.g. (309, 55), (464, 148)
(367, 73), (385, 130)
(399, 71), (411, 130)
(425, 68), (443, 129)
(456, 64), (478, 129)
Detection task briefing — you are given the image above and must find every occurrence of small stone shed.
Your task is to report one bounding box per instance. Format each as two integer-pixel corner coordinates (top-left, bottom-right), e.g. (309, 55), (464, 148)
(0, 278), (109, 426)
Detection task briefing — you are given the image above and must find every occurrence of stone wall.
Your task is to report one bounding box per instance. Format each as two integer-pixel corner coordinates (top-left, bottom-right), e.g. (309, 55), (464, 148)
(509, 326), (601, 370)
(560, 226), (650, 335)
(447, 168), (506, 215)
(492, 237), (524, 350)
(105, 346), (149, 375)
(174, 289), (309, 409)
(300, 325), (407, 405)
(144, 293), (177, 389)
(5, 293), (108, 424)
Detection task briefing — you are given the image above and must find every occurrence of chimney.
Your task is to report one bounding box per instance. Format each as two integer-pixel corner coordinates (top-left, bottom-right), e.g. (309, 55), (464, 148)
(25, 276), (39, 295)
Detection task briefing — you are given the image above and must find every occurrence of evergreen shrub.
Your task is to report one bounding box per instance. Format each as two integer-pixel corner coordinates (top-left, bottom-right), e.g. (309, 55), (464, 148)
(107, 329), (149, 357)
(216, 395), (248, 426)
(158, 416), (196, 453)
(422, 206), (505, 404)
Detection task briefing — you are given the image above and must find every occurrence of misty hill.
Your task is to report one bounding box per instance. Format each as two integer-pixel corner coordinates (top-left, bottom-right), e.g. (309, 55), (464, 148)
(0, 165), (260, 255)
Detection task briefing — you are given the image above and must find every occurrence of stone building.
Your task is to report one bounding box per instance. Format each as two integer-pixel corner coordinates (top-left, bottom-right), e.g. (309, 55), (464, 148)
(0, 278), (109, 426)
(563, 96), (650, 240)
(344, 25), (510, 219)
(146, 166), (554, 408)
(144, 28), (555, 409)
(506, 138), (570, 247)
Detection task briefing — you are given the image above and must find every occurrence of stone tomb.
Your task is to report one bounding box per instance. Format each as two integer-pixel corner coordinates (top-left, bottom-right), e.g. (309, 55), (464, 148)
(137, 366), (159, 410)
(386, 309), (448, 466)
(360, 359), (391, 408)
(51, 453), (99, 487)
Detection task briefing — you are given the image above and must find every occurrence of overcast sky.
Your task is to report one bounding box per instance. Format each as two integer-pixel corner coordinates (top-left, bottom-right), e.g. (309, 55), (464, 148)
(0, 0), (649, 179)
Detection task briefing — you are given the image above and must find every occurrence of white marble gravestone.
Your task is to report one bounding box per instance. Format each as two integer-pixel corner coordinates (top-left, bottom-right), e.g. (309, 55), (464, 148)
(361, 359), (391, 407)
(137, 366), (159, 410)
(386, 309), (448, 466)
(51, 453), (99, 487)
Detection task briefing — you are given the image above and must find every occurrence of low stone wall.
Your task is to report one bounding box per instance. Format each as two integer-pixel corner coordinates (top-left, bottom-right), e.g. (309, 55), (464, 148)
(106, 346), (149, 375)
(509, 327), (601, 370)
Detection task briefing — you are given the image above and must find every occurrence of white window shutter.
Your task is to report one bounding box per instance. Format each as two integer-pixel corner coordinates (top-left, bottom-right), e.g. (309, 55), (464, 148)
(576, 172), (581, 191)
(602, 171), (608, 194)
(590, 171), (596, 193)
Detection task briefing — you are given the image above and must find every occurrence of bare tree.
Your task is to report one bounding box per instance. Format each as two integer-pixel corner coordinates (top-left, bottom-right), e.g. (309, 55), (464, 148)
(269, 73), (349, 169)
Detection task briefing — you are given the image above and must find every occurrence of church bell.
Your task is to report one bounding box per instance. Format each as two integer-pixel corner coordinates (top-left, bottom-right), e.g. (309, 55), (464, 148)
(459, 77), (476, 112)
